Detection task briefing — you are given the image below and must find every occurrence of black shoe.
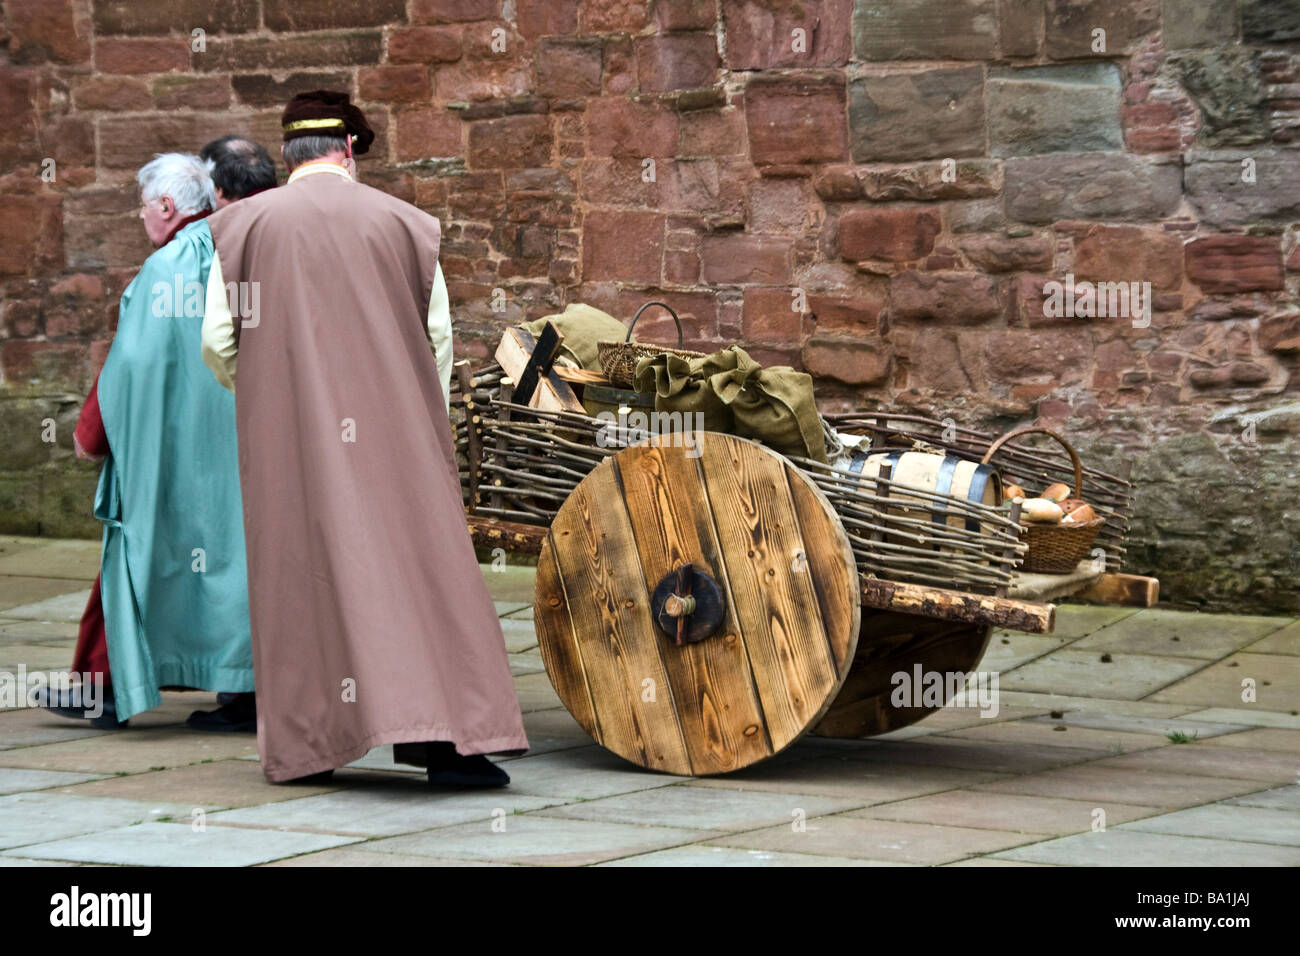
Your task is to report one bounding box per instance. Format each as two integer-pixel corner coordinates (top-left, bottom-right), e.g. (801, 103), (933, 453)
(33, 685), (127, 730)
(426, 741), (510, 788)
(216, 692), (239, 706)
(282, 769), (334, 784)
(187, 693), (256, 732)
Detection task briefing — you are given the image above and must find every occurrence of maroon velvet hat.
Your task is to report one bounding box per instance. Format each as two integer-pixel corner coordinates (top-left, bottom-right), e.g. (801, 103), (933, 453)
(280, 90), (375, 156)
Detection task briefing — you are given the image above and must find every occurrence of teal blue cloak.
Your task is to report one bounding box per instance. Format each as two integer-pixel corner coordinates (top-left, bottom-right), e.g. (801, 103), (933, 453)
(94, 218), (253, 720)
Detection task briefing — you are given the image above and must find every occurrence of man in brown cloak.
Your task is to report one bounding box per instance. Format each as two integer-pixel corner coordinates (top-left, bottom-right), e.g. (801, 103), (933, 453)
(200, 91), (527, 786)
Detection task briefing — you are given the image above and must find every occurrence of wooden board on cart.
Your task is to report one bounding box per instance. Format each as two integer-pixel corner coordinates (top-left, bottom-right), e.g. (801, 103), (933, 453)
(494, 326), (586, 413)
(534, 432), (861, 776)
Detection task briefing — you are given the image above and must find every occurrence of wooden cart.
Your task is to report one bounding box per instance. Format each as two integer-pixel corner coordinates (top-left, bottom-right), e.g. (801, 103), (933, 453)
(452, 350), (1158, 777)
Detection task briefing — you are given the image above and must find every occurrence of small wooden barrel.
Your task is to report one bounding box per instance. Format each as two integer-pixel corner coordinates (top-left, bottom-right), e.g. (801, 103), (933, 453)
(848, 450), (1001, 532)
(534, 431), (861, 776)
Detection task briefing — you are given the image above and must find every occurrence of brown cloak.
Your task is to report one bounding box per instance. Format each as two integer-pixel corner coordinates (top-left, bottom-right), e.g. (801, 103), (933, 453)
(207, 172), (527, 781)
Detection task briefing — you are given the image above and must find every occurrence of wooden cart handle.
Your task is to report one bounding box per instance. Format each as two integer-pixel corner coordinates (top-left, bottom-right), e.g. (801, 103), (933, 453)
(980, 426), (1084, 499)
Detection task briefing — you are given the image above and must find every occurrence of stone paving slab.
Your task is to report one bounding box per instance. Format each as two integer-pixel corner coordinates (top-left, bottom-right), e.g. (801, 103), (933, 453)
(0, 727), (258, 774)
(943, 857), (1054, 866)
(971, 766), (1267, 808)
(1119, 804), (1300, 846)
(0, 541), (99, 581)
(1085, 744), (1300, 783)
(0, 792), (194, 851)
(1150, 652), (1300, 710)
(0, 767), (105, 795)
(499, 617), (539, 653)
(995, 691), (1192, 717)
(8, 821), (361, 866)
(903, 703), (1055, 733)
(1246, 620), (1300, 655)
(1181, 707), (1300, 729)
(512, 671), (564, 713)
(1049, 605), (1139, 641)
(537, 783), (863, 831)
(493, 601), (531, 618)
(939, 719), (1170, 753)
(0, 706), (118, 750)
(688, 754), (1011, 802)
(0, 582), (89, 616)
(495, 745), (688, 800)
(1197, 727), (1300, 752)
(596, 845), (895, 866)
(209, 783), (564, 837)
(355, 816), (711, 866)
(0, 618), (79, 642)
(999, 649), (1206, 699)
(263, 848), (510, 866)
(712, 815), (1038, 865)
(991, 829), (1300, 866)
(1227, 786), (1300, 811)
(1, 643), (85, 672)
(56, 758), (344, 809)
(841, 736), (1107, 775)
(480, 564), (539, 604)
(1071, 608), (1289, 661)
(1022, 710), (1249, 739)
(0, 856), (77, 866)
(857, 790), (1161, 835)
(980, 632), (1071, 672)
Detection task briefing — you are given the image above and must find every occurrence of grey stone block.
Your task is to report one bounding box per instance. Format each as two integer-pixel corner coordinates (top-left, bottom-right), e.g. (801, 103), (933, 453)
(989, 63), (1122, 157)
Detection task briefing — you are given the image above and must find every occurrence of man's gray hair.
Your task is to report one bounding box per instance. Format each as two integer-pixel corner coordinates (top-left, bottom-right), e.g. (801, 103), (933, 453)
(137, 153), (217, 216)
(282, 134), (349, 171)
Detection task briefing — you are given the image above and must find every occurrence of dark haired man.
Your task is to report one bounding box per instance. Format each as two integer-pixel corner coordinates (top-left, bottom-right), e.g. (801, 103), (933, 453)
(200, 135), (277, 208)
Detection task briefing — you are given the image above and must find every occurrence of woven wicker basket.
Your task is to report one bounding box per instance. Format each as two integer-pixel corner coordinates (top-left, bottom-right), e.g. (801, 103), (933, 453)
(597, 301), (706, 388)
(983, 427), (1105, 574)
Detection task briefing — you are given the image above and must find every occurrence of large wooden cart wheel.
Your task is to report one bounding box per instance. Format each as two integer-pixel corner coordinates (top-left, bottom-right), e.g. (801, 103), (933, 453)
(814, 615), (993, 738)
(534, 432), (860, 776)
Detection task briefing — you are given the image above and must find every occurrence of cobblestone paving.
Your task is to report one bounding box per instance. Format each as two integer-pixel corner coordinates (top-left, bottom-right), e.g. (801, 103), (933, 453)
(1, 535), (1296, 867)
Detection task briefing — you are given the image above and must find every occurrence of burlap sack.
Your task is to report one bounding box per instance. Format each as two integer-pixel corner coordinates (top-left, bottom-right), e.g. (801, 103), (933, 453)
(633, 352), (733, 433)
(518, 303), (630, 371)
(633, 346), (827, 463)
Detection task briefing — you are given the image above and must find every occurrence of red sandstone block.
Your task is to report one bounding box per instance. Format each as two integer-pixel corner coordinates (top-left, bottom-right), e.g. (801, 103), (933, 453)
(582, 209), (665, 283)
(802, 336), (891, 385)
(580, 0), (651, 33)
(1260, 312), (1300, 352)
(93, 0), (260, 35)
(388, 26), (464, 64)
(1073, 224), (1183, 290)
(807, 294), (881, 334)
(0, 195), (62, 278)
(745, 76), (848, 165)
(535, 38), (603, 98)
(634, 33), (719, 93)
(359, 65), (431, 103)
(891, 271), (1002, 323)
(468, 114), (552, 169)
(152, 75), (231, 110)
(742, 287), (804, 343)
(95, 37), (189, 74)
(1185, 235), (1284, 293)
(396, 109), (463, 160)
(411, 0), (500, 23)
(700, 234), (790, 284)
(72, 76), (152, 111)
(263, 0), (406, 31)
(586, 98), (679, 157)
(518, 0), (580, 36)
(656, 0), (716, 31)
(6, 0), (89, 65)
(1, 341), (85, 382)
(840, 208), (941, 262)
(722, 0), (852, 69)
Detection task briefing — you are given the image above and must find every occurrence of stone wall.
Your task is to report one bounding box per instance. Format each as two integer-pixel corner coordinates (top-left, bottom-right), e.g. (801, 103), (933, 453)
(2, 0), (1298, 611)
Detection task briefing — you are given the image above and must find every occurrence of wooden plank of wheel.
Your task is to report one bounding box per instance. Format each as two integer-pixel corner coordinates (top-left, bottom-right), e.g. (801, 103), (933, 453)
(534, 432), (860, 776)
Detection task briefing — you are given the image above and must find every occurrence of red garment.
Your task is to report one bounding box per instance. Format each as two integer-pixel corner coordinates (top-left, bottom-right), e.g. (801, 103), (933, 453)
(75, 374), (109, 458)
(70, 574), (110, 685)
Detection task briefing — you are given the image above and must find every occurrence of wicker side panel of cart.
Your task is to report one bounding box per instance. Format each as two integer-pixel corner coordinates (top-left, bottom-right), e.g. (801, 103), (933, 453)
(824, 412), (1135, 572)
(453, 366), (1027, 594)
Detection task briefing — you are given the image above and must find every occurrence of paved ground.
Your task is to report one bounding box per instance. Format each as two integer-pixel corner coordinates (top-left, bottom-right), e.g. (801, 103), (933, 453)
(0, 534), (1297, 867)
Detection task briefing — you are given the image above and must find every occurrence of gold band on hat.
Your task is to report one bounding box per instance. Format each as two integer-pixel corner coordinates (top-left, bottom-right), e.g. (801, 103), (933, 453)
(283, 118), (347, 132)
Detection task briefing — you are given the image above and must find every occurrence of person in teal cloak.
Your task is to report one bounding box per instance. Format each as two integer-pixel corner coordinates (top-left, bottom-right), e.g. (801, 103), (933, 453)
(37, 153), (254, 726)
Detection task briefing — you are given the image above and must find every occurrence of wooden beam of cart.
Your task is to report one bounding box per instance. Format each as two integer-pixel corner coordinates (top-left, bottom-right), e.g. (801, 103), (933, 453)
(859, 577), (1055, 634)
